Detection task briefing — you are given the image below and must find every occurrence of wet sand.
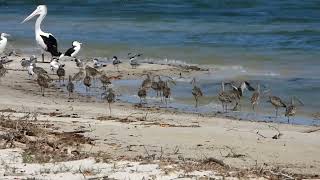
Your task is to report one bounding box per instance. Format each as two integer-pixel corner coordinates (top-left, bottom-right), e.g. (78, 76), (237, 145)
(0, 54), (319, 178)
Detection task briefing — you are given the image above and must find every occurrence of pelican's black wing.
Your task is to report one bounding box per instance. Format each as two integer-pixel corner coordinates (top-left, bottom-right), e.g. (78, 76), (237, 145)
(40, 34), (61, 56)
(64, 47), (75, 57)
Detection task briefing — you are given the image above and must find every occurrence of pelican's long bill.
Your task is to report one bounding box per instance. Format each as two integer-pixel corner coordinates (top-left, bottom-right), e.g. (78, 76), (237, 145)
(21, 8), (40, 23)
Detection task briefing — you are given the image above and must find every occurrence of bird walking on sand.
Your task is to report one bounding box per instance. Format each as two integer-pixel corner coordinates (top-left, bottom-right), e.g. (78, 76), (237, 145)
(138, 87), (147, 104)
(251, 84), (261, 111)
(105, 88), (116, 116)
(268, 96), (286, 118)
(83, 73), (92, 93)
(66, 75), (74, 98)
(37, 74), (49, 96)
(191, 78), (203, 108)
(285, 96), (304, 123)
(56, 64), (65, 84)
(22, 5), (61, 62)
(49, 58), (60, 73)
(112, 56), (121, 72)
(93, 58), (106, 69)
(128, 53), (142, 69)
(0, 33), (10, 56)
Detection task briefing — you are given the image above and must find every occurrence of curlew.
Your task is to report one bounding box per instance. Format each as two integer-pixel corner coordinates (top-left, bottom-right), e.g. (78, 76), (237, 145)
(37, 74), (49, 96)
(66, 75), (74, 98)
(83, 73), (92, 93)
(191, 77), (203, 108)
(138, 87), (147, 104)
(72, 68), (85, 83)
(162, 81), (171, 106)
(0, 63), (8, 81)
(141, 74), (152, 89)
(105, 88), (116, 116)
(151, 76), (161, 97)
(56, 64), (65, 84)
(251, 84), (260, 111)
(218, 82), (233, 112)
(268, 96), (286, 118)
(99, 73), (112, 89)
(85, 65), (101, 86)
(285, 96), (304, 123)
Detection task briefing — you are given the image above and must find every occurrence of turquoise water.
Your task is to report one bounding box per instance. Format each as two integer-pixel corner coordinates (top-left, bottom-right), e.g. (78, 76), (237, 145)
(1, 1), (320, 123)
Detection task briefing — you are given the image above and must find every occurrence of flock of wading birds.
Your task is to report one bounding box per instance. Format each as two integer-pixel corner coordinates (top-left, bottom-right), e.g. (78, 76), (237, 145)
(0, 5), (304, 122)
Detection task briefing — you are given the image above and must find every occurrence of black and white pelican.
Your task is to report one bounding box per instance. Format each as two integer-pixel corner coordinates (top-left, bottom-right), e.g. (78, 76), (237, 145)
(59, 41), (82, 59)
(22, 5), (61, 62)
(0, 33), (10, 55)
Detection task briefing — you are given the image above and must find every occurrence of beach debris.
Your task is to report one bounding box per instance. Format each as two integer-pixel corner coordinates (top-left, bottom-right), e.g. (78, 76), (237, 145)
(191, 77), (203, 108)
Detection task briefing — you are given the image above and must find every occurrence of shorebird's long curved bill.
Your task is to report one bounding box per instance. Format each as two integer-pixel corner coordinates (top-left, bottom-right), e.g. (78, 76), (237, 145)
(21, 9), (38, 23)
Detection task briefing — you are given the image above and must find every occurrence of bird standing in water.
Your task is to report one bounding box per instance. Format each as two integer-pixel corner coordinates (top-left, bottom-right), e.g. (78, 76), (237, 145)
(105, 88), (116, 116)
(268, 96), (286, 118)
(56, 64), (65, 85)
(191, 77), (203, 108)
(285, 96), (304, 123)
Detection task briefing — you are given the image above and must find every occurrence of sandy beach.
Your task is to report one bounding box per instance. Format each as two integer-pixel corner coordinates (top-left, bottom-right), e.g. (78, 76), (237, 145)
(0, 54), (319, 179)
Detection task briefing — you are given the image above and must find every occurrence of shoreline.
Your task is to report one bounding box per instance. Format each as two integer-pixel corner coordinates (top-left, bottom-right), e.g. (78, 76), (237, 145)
(0, 53), (319, 178)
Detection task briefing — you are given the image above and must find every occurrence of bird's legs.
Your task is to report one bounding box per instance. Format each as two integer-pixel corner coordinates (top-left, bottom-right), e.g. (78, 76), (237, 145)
(108, 103), (112, 117)
(42, 53), (45, 63)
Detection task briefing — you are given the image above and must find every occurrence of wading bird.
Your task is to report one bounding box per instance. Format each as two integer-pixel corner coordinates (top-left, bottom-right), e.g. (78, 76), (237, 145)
(66, 75), (74, 98)
(83, 73), (92, 93)
(268, 96), (286, 118)
(230, 81), (255, 110)
(85, 65), (101, 83)
(251, 84), (260, 111)
(0, 33), (10, 56)
(59, 41), (82, 59)
(141, 74), (152, 89)
(72, 68), (85, 83)
(22, 5), (61, 62)
(138, 87), (147, 104)
(162, 81), (171, 106)
(0, 63), (8, 81)
(99, 73), (112, 89)
(56, 64), (65, 84)
(218, 82), (233, 112)
(191, 78), (203, 108)
(151, 76), (161, 97)
(285, 96), (304, 123)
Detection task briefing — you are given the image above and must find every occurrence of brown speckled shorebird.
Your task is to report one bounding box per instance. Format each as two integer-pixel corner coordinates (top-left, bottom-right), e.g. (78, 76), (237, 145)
(285, 96), (303, 123)
(85, 65), (101, 86)
(162, 81), (171, 107)
(105, 88), (116, 116)
(56, 64), (65, 85)
(191, 77), (203, 108)
(138, 87), (147, 104)
(0, 63), (8, 81)
(218, 82), (233, 112)
(37, 74), (49, 96)
(99, 73), (112, 89)
(66, 75), (74, 98)
(72, 68), (85, 83)
(83, 73), (92, 94)
(251, 84), (260, 111)
(268, 96), (286, 118)
(141, 74), (152, 89)
(151, 76), (161, 97)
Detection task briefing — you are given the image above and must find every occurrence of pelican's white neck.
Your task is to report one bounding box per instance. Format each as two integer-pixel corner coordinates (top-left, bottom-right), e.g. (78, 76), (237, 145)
(35, 13), (46, 35)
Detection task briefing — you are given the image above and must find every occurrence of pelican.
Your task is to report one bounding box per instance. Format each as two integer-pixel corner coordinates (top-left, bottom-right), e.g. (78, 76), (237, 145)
(22, 5), (61, 62)
(59, 41), (82, 59)
(0, 33), (10, 55)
